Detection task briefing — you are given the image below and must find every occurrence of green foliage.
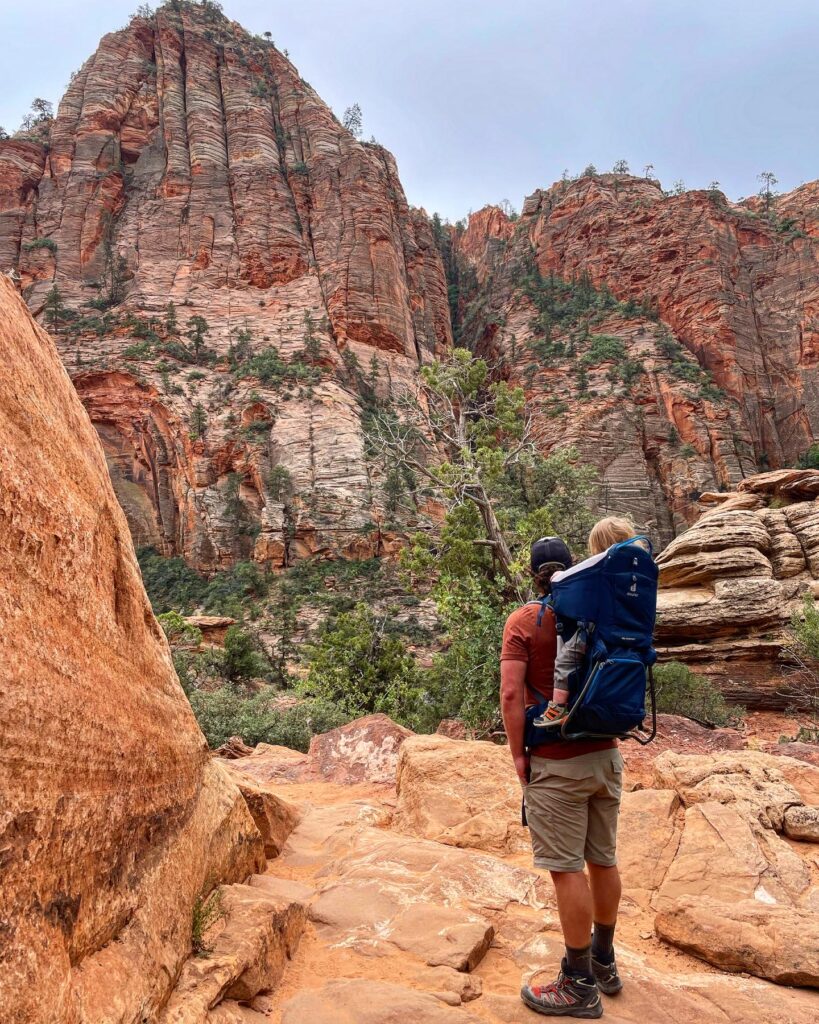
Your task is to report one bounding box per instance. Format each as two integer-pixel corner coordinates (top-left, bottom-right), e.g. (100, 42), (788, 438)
(302, 603), (423, 725)
(266, 464), (292, 501)
(189, 403), (207, 439)
(653, 661), (742, 726)
(191, 889), (225, 957)
(222, 625), (271, 681)
(240, 346), (317, 386)
(581, 334), (626, 366)
(188, 687), (350, 751)
(23, 237), (58, 253)
(798, 444), (819, 470)
(679, 442), (697, 458)
(790, 594), (819, 661)
(123, 340), (153, 360)
(157, 609), (202, 646)
(137, 547), (270, 616)
(186, 315), (211, 364)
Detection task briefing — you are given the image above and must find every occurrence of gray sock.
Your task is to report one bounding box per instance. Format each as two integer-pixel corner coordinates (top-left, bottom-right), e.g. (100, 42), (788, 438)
(592, 921), (616, 965)
(565, 943), (593, 980)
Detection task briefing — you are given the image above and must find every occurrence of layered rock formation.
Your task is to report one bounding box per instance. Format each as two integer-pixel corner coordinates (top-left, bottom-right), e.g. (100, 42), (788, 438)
(0, 273), (298, 1022)
(454, 177), (819, 542)
(0, 2), (450, 570)
(655, 468), (819, 704)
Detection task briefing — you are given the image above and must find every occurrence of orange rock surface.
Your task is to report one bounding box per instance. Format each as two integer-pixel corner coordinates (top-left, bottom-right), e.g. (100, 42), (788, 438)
(0, 274), (266, 1022)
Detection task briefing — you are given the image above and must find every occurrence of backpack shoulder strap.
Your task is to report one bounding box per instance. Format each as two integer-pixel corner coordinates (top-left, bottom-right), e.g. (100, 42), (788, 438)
(524, 595), (553, 628)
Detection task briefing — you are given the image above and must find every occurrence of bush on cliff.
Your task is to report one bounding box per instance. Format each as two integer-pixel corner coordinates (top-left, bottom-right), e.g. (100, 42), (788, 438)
(653, 661), (741, 727)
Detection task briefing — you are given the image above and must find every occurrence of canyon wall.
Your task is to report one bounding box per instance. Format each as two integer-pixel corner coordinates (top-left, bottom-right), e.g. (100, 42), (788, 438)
(454, 178), (819, 542)
(0, 273), (265, 1021)
(0, 2), (450, 570)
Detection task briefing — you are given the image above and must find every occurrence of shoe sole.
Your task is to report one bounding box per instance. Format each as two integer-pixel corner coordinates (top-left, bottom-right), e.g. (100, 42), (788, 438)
(520, 988), (603, 1019)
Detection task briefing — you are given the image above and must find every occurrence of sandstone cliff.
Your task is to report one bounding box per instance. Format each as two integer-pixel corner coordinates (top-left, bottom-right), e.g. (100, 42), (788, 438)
(0, 273), (267, 1021)
(655, 469), (819, 706)
(0, 2), (450, 570)
(454, 178), (819, 542)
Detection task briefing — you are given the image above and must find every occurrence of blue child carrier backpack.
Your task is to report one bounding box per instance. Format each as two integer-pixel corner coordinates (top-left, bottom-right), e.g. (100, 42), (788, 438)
(525, 536), (659, 747)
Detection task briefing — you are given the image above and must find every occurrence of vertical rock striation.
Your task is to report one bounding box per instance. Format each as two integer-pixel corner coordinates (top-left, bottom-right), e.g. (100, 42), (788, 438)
(0, 3), (450, 569)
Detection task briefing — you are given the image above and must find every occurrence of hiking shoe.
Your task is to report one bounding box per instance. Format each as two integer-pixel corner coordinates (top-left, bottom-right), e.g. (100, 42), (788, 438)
(520, 963), (603, 1018)
(592, 954), (622, 995)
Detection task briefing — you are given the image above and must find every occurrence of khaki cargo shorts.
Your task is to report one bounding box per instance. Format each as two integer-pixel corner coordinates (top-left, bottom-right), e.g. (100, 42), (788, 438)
(525, 748), (624, 873)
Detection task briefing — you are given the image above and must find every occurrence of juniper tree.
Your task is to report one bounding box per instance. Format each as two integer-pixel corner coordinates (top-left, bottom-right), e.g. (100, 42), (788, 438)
(189, 403), (207, 440)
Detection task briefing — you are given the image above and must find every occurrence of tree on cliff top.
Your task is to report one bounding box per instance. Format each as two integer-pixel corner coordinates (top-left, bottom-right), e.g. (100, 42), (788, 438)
(342, 103), (363, 139)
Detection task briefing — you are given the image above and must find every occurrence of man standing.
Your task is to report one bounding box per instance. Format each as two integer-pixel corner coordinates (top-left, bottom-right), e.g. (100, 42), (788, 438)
(500, 536), (624, 1019)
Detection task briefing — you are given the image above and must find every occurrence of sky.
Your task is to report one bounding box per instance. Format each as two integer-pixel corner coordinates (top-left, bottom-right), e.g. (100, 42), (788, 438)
(1, 0), (818, 221)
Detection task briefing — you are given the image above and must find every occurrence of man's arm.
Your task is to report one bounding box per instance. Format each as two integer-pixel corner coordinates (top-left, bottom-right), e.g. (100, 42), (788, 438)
(500, 659), (529, 785)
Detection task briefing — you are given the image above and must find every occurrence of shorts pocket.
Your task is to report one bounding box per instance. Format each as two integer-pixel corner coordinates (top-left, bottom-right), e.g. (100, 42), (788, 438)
(536, 758), (597, 782)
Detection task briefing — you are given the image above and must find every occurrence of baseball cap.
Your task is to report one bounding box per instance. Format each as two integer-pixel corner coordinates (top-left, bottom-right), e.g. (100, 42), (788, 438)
(530, 536), (573, 574)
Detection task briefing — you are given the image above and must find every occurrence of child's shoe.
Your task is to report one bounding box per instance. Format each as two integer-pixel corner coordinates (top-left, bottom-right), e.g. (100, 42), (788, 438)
(532, 701), (568, 729)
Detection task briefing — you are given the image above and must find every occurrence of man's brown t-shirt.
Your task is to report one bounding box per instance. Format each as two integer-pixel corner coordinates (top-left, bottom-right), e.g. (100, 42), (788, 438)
(500, 602), (615, 760)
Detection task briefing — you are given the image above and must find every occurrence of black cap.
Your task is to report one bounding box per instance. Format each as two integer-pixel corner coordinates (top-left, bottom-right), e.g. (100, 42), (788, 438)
(530, 536), (573, 575)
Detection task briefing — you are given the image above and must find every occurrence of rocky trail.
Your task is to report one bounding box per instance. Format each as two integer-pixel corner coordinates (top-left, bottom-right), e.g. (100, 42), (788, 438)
(174, 714), (819, 1024)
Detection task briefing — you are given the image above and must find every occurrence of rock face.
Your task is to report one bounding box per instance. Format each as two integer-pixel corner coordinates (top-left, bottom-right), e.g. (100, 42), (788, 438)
(394, 734), (528, 853)
(0, 275), (268, 1023)
(454, 177), (819, 542)
(0, 3), (450, 570)
(655, 469), (819, 703)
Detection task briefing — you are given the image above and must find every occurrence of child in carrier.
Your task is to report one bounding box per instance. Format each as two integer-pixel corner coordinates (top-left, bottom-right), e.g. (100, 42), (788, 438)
(535, 516), (640, 729)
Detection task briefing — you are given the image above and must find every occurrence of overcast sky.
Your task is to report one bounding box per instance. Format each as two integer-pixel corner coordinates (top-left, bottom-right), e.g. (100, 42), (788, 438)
(1, 0), (817, 220)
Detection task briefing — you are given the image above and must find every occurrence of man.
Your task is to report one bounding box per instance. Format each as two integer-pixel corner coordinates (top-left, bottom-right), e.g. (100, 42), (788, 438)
(500, 536), (624, 1019)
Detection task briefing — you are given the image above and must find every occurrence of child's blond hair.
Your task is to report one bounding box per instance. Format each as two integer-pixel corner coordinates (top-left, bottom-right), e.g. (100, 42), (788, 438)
(588, 515), (636, 555)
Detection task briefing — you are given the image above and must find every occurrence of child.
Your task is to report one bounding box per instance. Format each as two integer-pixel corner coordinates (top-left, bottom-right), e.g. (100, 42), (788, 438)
(535, 515), (638, 728)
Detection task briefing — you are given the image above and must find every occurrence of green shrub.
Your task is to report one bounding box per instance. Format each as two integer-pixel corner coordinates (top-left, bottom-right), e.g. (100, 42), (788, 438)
(23, 237), (58, 253)
(137, 548), (270, 616)
(302, 603), (423, 725)
(191, 889), (225, 957)
(582, 334), (626, 366)
(222, 625), (271, 681)
(187, 686), (349, 750)
(158, 610), (202, 646)
(798, 443), (819, 470)
(653, 661), (742, 726)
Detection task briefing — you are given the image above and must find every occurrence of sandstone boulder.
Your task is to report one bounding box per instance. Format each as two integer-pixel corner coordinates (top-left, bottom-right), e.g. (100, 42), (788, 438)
(227, 743), (314, 785)
(783, 804), (819, 842)
(159, 884), (307, 1022)
(653, 750), (814, 832)
(617, 789), (682, 905)
(655, 896), (819, 987)
(221, 766), (301, 857)
(394, 734), (527, 853)
(0, 277), (265, 1024)
(309, 713), (414, 784)
(655, 801), (809, 910)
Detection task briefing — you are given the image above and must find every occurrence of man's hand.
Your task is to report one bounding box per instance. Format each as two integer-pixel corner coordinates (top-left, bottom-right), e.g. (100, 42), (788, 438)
(513, 752), (530, 786)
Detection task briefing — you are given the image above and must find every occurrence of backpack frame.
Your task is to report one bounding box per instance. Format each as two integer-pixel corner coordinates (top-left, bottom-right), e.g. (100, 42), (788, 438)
(525, 536), (658, 747)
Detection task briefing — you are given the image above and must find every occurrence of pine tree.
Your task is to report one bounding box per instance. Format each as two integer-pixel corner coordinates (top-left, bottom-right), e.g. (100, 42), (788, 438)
(189, 403), (207, 440)
(342, 103), (363, 139)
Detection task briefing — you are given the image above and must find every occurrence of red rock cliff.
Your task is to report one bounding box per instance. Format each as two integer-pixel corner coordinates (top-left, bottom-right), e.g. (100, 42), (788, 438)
(454, 177), (819, 540)
(0, 3), (450, 570)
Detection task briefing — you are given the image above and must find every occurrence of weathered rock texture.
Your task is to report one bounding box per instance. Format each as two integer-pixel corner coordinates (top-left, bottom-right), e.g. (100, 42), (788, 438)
(655, 469), (819, 703)
(0, 3), (450, 570)
(0, 273), (267, 1022)
(454, 176), (819, 542)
